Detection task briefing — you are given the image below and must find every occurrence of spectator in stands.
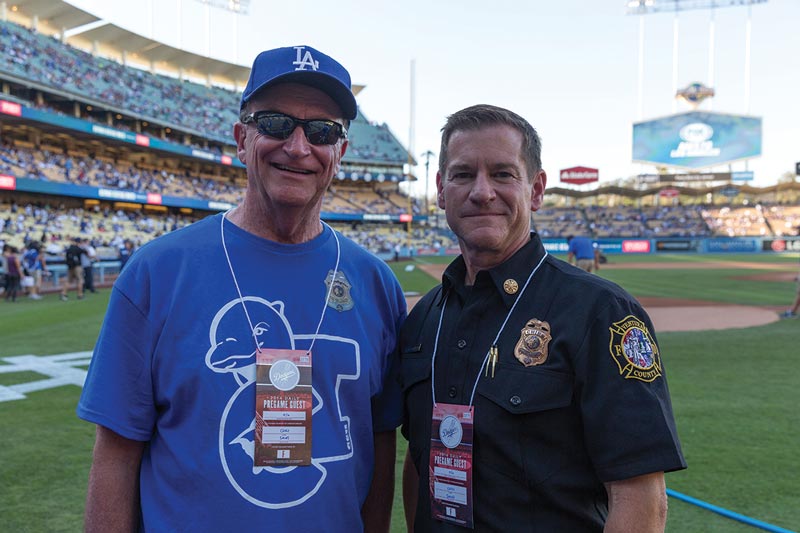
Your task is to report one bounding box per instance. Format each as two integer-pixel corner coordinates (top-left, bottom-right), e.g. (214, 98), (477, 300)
(566, 234), (601, 273)
(78, 45), (405, 533)
(60, 237), (85, 301)
(2, 244), (22, 302)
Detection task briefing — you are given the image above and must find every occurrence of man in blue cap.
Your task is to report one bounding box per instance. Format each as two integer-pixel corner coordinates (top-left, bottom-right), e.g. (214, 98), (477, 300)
(79, 46), (405, 532)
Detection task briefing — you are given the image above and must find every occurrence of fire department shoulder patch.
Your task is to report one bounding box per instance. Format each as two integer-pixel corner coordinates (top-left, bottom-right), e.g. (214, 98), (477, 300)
(608, 315), (662, 382)
(514, 319), (551, 367)
(325, 270), (354, 312)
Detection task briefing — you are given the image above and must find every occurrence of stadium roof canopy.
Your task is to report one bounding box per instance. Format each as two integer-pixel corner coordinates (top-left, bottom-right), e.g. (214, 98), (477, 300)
(8, 0), (249, 85)
(6, 0), (364, 94)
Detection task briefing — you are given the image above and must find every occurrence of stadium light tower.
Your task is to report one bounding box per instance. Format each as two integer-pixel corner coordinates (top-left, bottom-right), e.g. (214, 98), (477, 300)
(626, 0), (767, 116)
(626, 0), (767, 15)
(194, 0), (250, 14)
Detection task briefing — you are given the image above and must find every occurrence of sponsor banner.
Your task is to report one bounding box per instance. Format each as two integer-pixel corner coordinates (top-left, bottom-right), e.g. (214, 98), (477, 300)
(719, 187), (740, 198)
(416, 247), (439, 255)
(399, 213), (413, 223)
(0, 174), (16, 190)
(0, 99), (22, 116)
(543, 241), (569, 253)
(705, 239), (758, 253)
(633, 111), (762, 169)
(363, 213), (392, 221)
(560, 166), (599, 185)
(659, 188), (680, 198)
(622, 240), (651, 253)
(658, 172), (731, 182)
(597, 241), (623, 254)
(731, 171), (754, 182)
(762, 239), (800, 253)
(146, 193), (163, 205)
(655, 240), (698, 252)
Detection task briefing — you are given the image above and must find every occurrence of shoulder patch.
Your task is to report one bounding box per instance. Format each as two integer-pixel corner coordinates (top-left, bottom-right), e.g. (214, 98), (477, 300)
(608, 315), (662, 382)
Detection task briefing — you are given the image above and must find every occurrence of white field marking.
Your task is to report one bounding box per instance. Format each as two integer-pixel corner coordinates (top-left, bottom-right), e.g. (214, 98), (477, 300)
(0, 351), (93, 403)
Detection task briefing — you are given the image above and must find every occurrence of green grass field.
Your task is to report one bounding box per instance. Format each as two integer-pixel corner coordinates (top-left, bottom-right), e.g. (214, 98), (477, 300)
(1, 253), (798, 532)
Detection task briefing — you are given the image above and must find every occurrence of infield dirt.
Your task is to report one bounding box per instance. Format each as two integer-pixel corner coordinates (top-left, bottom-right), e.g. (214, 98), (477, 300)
(406, 262), (783, 332)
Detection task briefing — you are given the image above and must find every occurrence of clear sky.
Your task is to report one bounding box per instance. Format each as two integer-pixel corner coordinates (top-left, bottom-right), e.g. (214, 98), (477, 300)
(72, 0), (799, 197)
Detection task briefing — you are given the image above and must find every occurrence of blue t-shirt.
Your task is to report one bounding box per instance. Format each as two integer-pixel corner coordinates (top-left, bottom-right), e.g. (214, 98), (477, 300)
(568, 236), (596, 260)
(78, 214), (406, 532)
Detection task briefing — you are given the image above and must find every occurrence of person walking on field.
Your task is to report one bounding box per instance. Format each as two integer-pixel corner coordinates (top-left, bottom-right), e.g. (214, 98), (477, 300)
(61, 237), (85, 301)
(2, 244), (22, 302)
(22, 241), (48, 300)
(567, 234), (600, 273)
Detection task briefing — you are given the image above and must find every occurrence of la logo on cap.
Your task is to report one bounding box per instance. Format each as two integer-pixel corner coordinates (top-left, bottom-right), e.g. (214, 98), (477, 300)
(293, 46), (319, 71)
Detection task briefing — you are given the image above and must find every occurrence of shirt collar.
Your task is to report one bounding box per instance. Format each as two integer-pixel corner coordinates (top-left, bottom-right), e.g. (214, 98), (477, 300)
(440, 233), (548, 309)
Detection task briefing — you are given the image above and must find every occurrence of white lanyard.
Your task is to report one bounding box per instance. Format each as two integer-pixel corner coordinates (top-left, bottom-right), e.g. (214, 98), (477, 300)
(431, 251), (549, 407)
(220, 209), (341, 355)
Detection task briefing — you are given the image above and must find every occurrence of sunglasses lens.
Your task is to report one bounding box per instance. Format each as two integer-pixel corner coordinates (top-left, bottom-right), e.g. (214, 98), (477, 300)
(256, 114), (295, 140)
(305, 121), (337, 145)
(253, 113), (342, 145)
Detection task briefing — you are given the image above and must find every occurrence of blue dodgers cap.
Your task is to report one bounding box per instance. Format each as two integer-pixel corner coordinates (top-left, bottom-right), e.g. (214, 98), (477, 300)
(240, 45), (357, 120)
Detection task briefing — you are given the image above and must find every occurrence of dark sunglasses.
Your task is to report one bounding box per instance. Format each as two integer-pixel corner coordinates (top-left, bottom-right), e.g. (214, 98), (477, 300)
(241, 111), (347, 145)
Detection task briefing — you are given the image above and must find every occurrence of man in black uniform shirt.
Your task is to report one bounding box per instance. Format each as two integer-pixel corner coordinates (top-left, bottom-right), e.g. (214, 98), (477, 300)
(400, 105), (686, 532)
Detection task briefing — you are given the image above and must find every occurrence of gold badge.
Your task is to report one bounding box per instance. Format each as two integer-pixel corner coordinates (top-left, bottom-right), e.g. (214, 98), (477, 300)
(514, 319), (551, 367)
(325, 270), (354, 312)
(503, 279), (519, 294)
(608, 315), (662, 382)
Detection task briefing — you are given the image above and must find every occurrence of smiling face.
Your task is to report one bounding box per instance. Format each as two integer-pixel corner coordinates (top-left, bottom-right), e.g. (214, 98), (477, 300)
(234, 83), (347, 234)
(437, 124), (546, 277)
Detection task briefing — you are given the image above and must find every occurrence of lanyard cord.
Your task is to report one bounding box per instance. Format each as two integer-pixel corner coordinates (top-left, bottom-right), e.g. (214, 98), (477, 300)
(431, 251), (549, 407)
(220, 210), (340, 355)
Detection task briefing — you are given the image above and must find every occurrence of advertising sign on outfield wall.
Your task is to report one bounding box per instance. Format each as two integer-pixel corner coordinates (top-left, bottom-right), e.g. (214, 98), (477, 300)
(633, 111), (762, 169)
(706, 239), (759, 253)
(622, 240), (651, 253)
(762, 239), (800, 252)
(656, 240), (699, 252)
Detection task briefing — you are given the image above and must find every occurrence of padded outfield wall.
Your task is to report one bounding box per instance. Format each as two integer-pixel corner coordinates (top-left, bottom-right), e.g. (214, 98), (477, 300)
(406, 237), (800, 260)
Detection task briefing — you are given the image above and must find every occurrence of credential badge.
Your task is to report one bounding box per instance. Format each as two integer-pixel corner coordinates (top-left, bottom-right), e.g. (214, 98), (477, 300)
(325, 270), (354, 312)
(514, 319), (551, 367)
(608, 315), (662, 382)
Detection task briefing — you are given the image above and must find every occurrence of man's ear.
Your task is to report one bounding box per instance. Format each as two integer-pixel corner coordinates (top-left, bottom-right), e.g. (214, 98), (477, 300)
(530, 169), (547, 212)
(436, 171), (445, 209)
(234, 122), (247, 163)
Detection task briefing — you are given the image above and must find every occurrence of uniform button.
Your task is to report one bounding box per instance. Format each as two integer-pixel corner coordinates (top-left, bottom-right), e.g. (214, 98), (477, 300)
(448, 386), (457, 398)
(509, 395), (522, 406)
(457, 339), (467, 349)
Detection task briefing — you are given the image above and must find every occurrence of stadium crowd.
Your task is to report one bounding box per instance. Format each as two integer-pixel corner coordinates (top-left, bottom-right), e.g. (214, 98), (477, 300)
(0, 20), (237, 142)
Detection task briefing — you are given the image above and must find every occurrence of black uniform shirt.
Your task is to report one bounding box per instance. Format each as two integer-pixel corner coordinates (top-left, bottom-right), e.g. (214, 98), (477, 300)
(401, 233), (686, 532)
